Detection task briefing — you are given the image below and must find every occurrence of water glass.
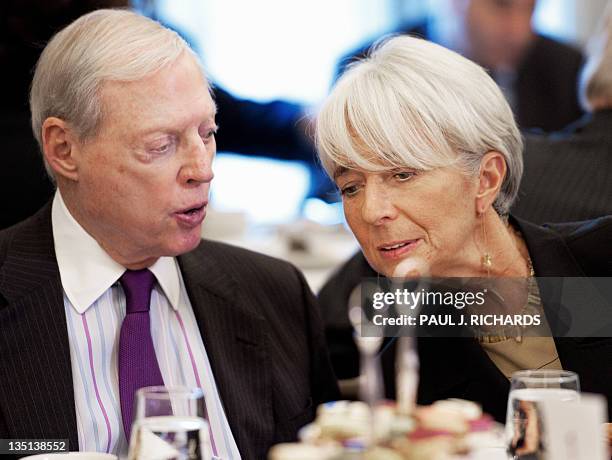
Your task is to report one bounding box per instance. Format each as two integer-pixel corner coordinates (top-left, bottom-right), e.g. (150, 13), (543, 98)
(506, 370), (580, 459)
(127, 386), (212, 460)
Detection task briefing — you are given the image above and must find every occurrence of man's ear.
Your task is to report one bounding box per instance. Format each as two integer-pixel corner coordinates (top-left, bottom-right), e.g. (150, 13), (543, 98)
(41, 117), (80, 182)
(475, 151), (506, 214)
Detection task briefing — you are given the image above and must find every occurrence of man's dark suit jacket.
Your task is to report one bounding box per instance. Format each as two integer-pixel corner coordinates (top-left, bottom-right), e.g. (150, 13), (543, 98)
(319, 217), (612, 422)
(335, 22), (583, 133)
(512, 110), (612, 224)
(0, 203), (339, 459)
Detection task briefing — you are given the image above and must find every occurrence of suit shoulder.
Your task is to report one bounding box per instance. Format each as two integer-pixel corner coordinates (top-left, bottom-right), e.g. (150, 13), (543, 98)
(318, 250), (375, 323)
(0, 226), (16, 289)
(0, 227), (12, 262)
(0, 203), (53, 265)
(0, 219), (28, 266)
(522, 131), (574, 164)
(196, 238), (293, 266)
(544, 216), (612, 239)
(532, 34), (583, 64)
(320, 250), (374, 297)
(191, 239), (302, 285)
(0, 215), (49, 307)
(523, 134), (553, 156)
(544, 217), (612, 275)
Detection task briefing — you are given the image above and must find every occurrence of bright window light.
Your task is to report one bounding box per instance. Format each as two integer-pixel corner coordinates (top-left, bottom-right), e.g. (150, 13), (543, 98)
(210, 154), (310, 225)
(533, 0), (575, 43)
(303, 198), (345, 226)
(156, 0), (395, 105)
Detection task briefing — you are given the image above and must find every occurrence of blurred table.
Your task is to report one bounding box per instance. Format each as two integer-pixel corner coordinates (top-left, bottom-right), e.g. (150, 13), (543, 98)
(202, 211), (358, 292)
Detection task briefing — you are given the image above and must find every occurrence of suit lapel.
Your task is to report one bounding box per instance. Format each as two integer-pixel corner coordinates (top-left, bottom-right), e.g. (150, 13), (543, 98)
(514, 217), (585, 278)
(0, 204), (78, 449)
(178, 244), (273, 460)
(515, 218), (583, 336)
(514, 218), (600, 376)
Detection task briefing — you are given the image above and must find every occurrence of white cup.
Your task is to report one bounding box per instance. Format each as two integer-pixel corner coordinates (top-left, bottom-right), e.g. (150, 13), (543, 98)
(21, 453), (117, 460)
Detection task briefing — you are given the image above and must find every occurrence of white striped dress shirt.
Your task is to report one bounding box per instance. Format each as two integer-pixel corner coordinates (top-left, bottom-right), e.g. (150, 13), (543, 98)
(51, 191), (241, 459)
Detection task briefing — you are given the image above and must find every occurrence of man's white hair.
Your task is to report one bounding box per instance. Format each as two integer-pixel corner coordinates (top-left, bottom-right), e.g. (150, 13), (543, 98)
(579, 4), (612, 111)
(30, 8), (204, 179)
(316, 35), (523, 215)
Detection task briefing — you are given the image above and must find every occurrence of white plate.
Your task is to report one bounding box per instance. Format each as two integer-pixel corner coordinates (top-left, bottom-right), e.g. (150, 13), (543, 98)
(21, 453), (117, 460)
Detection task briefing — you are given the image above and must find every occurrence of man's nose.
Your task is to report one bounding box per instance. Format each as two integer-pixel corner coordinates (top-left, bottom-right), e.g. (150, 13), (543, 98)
(181, 134), (215, 185)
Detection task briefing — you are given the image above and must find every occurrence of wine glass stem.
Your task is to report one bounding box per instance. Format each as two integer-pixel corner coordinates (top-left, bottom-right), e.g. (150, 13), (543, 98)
(361, 351), (382, 445)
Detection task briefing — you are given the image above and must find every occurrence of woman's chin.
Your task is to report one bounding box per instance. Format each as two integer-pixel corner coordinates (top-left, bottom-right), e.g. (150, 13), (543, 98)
(391, 256), (431, 278)
(368, 255), (430, 280)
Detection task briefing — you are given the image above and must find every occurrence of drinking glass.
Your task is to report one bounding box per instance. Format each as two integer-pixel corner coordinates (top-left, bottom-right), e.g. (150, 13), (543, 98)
(506, 370), (580, 459)
(127, 386), (212, 460)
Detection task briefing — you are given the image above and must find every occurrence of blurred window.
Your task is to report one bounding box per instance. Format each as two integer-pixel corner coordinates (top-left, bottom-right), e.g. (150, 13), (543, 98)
(533, 0), (575, 44)
(156, 0), (397, 105)
(153, 0), (397, 223)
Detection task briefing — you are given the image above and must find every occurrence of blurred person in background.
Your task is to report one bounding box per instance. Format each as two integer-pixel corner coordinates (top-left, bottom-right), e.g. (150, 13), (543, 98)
(0, 0), (326, 230)
(512, 3), (612, 222)
(336, 0), (584, 132)
(0, 9), (338, 459)
(317, 35), (612, 422)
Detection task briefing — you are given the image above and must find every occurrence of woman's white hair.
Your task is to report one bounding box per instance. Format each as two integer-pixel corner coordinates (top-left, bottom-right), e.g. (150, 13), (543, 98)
(579, 3), (612, 111)
(316, 35), (523, 215)
(30, 8), (204, 179)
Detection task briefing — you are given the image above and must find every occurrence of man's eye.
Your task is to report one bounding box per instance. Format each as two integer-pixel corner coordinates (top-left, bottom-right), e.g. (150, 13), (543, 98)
(150, 143), (172, 154)
(200, 126), (218, 141)
(147, 137), (177, 155)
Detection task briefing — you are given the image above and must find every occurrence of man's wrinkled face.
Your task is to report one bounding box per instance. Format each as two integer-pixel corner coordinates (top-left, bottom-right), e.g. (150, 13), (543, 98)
(72, 53), (217, 267)
(465, 0), (536, 70)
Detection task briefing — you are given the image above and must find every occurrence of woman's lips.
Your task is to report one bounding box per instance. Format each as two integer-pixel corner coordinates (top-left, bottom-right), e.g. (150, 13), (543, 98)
(174, 204), (207, 227)
(377, 239), (421, 259)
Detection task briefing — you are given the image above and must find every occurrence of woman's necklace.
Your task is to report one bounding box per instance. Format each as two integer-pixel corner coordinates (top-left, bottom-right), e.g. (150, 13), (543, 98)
(476, 226), (537, 344)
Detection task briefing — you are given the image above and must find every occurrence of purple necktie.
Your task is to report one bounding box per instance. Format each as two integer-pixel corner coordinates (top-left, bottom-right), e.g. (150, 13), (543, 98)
(118, 269), (164, 440)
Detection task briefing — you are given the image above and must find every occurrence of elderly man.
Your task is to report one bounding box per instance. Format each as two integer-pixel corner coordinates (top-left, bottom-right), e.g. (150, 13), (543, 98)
(0, 9), (338, 459)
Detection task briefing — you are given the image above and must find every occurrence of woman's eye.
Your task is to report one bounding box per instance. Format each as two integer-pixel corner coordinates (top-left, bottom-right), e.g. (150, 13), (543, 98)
(393, 171), (416, 181)
(340, 184), (360, 197)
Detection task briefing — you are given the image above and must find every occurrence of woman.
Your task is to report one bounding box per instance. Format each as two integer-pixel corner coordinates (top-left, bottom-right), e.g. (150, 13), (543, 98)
(316, 36), (612, 422)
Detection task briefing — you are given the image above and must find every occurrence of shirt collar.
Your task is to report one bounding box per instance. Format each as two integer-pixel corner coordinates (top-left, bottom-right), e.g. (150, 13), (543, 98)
(51, 191), (181, 314)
